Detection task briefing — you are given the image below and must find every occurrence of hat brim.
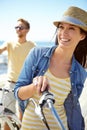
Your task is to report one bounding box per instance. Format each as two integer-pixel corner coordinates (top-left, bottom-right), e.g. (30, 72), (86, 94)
(53, 16), (87, 32)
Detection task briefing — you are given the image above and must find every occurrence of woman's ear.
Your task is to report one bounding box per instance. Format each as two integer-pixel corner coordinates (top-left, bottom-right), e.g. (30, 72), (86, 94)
(80, 33), (86, 41)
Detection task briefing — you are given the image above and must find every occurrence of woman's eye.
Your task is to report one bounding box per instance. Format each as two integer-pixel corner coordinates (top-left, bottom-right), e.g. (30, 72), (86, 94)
(69, 27), (75, 30)
(58, 25), (63, 29)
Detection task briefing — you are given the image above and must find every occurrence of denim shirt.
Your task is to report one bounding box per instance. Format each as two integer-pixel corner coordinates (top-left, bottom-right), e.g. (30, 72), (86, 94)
(14, 46), (87, 130)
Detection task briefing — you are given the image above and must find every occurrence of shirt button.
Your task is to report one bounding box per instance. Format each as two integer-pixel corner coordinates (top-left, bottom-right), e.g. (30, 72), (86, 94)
(74, 94), (77, 96)
(72, 83), (74, 86)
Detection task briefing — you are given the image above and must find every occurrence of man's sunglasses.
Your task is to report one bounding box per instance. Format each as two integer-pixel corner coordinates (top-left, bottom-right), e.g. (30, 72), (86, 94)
(15, 26), (28, 30)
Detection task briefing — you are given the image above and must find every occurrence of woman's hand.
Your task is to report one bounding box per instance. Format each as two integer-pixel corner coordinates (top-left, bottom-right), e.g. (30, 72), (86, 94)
(33, 76), (50, 95)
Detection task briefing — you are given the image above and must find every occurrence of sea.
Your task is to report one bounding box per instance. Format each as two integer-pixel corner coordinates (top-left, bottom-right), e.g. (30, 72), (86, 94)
(0, 41), (55, 75)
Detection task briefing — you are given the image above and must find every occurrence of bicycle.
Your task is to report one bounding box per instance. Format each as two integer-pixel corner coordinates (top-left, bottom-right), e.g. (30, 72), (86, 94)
(0, 87), (66, 130)
(29, 90), (66, 130)
(0, 88), (22, 130)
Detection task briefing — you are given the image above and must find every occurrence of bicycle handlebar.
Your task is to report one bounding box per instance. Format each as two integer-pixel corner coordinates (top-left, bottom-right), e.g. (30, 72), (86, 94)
(0, 88), (66, 129)
(30, 90), (66, 130)
(40, 90), (66, 130)
(0, 88), (14, 92)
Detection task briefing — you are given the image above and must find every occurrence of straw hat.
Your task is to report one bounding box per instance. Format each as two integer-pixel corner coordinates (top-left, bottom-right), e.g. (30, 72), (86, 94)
(53, 6), (87, 32)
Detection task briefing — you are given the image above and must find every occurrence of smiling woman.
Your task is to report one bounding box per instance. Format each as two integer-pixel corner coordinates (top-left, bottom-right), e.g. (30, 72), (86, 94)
(14, 6), (87, 130)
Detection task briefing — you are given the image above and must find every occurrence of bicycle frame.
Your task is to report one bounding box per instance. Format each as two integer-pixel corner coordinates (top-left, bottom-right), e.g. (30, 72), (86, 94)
(0, 88), (21, 130)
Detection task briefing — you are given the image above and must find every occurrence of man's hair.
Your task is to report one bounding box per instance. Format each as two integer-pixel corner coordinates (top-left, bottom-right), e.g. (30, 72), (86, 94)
(17, 18), (30, 29)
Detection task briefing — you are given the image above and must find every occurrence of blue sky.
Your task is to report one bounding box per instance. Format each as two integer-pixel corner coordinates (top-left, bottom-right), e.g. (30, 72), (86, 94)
(0, 0), (87, 42)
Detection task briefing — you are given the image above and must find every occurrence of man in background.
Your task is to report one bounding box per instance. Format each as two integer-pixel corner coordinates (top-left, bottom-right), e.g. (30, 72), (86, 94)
(0, 18), (36, 130)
